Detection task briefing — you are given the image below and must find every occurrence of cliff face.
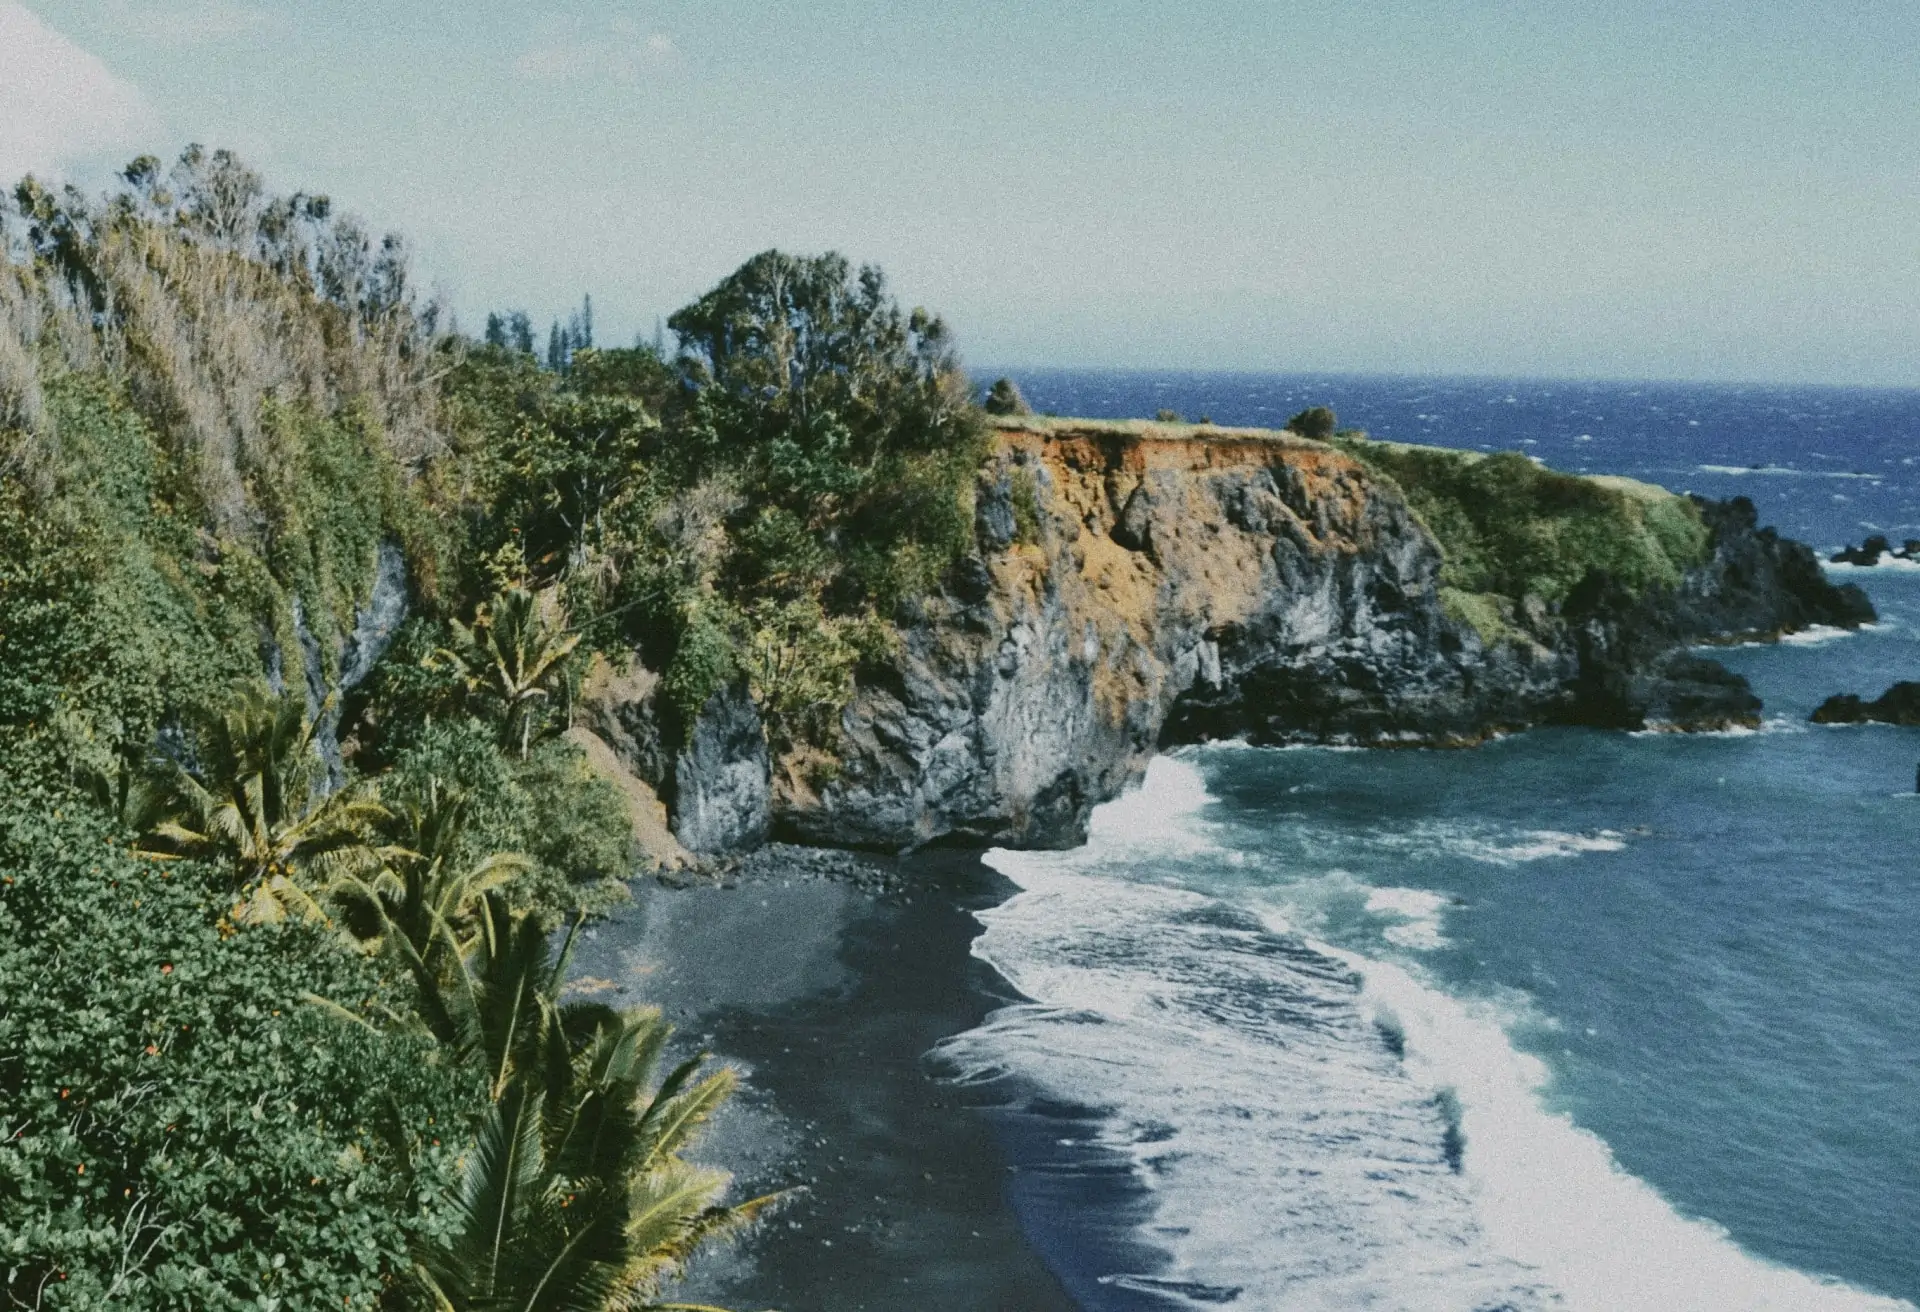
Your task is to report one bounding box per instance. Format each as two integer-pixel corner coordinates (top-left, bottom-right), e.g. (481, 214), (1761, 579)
(593, 421), (1871, 853)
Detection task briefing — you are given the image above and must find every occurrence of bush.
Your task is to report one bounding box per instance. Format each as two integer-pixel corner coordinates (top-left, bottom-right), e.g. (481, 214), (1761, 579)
(982, 377), (1031, 416)
(1286, 405), (1337, 440)
(0, 789), (471, 1309)
(384, 717), (632, 922)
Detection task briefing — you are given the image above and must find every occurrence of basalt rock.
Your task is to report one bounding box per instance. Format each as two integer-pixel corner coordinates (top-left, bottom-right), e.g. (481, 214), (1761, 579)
(669, 681), (772, 854)
(768, 428), (1868, 850)
(1830, 534), (1920, 568)
(1811, 682), (1920, 727)
(616, 424), (1871, 853)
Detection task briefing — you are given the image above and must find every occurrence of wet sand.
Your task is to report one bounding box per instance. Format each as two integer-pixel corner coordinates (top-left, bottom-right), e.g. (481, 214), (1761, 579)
(566, 849), (1081, 1311)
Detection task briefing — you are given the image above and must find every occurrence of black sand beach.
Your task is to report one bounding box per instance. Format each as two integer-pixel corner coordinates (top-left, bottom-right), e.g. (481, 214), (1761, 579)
(566, 849), (1081, 1311)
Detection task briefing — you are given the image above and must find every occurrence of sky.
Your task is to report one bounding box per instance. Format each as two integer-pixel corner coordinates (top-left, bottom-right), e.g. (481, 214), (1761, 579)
(2, 0), (1917, 386)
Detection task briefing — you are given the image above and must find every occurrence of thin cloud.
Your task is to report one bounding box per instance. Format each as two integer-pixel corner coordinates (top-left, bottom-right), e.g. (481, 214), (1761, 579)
(0, 2), (160, 183)
(101, 1), (277, 47)
(514, 20), (681, 84)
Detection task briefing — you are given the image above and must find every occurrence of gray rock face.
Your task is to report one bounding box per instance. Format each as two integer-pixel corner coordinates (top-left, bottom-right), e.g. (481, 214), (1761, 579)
(769, 428), (1869, 851)
(272, 539), (410, 789)
(600, 431), (1870, 855)
(670, 681), (772, 854)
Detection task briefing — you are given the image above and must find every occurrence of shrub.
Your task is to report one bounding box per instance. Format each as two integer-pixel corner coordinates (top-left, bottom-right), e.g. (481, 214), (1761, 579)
(1286, 405), (1337, 440)
(983, 377), (1031, 415)
(1337, 439), (1711, 614)
(384, 717), (631, 923)
(0, 789), (471, 1309)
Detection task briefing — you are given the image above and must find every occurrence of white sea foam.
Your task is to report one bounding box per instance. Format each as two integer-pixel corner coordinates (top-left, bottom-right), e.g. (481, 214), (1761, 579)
(1365, 886), (1450, 950)
(1696, 464), (1884, 480)
(1377, 820), (1627, 866)
(1825, 555), (1920, 573)
(1781, 624), (1859, 646)
(1339, 950), (1913, 1312)
(942, 757), (1914, 1312)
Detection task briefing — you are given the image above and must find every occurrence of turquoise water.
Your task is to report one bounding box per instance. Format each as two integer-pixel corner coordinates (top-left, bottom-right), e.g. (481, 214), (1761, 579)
(940, 373), (1920, 1309)
(1194, 578), (1920, 1302)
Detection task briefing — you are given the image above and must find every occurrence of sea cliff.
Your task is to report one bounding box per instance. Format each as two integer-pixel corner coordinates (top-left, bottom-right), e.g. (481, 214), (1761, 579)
(588, 419), (1870, 853)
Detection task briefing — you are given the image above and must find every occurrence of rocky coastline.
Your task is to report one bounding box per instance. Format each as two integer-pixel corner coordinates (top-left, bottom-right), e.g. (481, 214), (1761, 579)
(583, 421), (1872, 858)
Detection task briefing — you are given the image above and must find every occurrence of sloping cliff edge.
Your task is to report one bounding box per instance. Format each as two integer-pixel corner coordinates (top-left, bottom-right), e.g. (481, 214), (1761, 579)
(589, 419), (1872, 853)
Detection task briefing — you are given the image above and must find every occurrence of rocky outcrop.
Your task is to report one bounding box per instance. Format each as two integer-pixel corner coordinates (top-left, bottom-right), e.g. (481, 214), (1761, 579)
(1832, 535), (1920, 567)
(1812, 683), (1920, 727)
(669, 682), (772, 854)
(274, 539), (410, 789)
(606, 423), (1873, 853)
(769, 427), (1868, 850)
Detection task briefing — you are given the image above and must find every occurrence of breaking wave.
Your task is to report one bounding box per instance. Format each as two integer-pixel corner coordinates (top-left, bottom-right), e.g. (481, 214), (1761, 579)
(942, 756), (1913, 1311)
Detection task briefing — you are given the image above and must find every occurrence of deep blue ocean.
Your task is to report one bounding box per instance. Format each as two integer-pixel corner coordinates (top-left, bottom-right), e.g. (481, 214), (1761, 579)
(940, 372), (1920, 1310)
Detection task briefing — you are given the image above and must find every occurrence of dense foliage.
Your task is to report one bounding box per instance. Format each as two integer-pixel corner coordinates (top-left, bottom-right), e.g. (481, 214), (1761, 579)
(1335, 438), (1710, 641)
(0, 149), (757, 1307)
(0, 790), (472, 1309)
(439, 249), (986, 756)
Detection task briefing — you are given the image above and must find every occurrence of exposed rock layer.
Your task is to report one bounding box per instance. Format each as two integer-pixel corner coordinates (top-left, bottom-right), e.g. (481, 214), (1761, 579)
(592, 424), (1872, 852)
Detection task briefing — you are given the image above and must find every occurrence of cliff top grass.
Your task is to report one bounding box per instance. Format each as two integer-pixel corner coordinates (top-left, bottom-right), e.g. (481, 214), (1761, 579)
(987, 412), (1325, 448)
(992, 413), (1710, 644)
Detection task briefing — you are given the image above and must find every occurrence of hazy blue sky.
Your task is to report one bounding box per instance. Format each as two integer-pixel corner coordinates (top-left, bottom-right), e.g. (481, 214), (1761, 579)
(4, 1), (1917, 384)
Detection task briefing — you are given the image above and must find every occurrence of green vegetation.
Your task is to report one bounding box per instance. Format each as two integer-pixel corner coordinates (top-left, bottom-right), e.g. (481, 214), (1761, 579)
(1, 140), (1711, 1302)
(1285, 405), (1337, 440)
(0, 150), (763, 1307)
(1335, 438), (1710, 641)
(982, 376), (1032, 415)
(441, 247), (985, 757)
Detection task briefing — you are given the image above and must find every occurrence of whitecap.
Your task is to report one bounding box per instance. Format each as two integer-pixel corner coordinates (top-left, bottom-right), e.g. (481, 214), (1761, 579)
(1825, 555), (1920, 573)
(1366, 886), (1451, 951)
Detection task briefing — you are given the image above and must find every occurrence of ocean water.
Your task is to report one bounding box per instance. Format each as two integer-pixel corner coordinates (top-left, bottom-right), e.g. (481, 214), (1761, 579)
(936, 373), (1920, 1310)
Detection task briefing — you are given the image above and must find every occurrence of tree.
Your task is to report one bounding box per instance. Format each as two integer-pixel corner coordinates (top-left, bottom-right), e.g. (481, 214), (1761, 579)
(413, 988), (775, 1310)
(436, 586), (583, 759)
(1286, 405), (1337, 440)
(667, 250), (973, 486)
(138, 683), (387, 923)
(983, 377), (1031, 416)
(331, 782), (530, 961)
(346, 876), (772, 1312)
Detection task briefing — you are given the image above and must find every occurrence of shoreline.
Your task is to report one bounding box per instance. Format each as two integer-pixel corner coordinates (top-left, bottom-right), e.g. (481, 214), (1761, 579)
(567, 845), (1090, 1311)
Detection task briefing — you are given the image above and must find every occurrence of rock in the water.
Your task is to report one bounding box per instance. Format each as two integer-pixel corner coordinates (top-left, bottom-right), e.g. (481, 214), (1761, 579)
(1812, 682), (1920, 726)
(1832, 534), (1892, 566)
(1830, 533), (1920, 568)
(670, 681), (771, 854)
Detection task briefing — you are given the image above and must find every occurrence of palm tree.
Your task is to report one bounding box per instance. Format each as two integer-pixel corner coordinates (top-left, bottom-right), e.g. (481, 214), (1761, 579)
(331, 781), (530, 962)
(390, 894), (777, 1311)
(436, 586), (582, 761)
(415, 1005), (773, 1311)
(139, 683), (388, 922)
